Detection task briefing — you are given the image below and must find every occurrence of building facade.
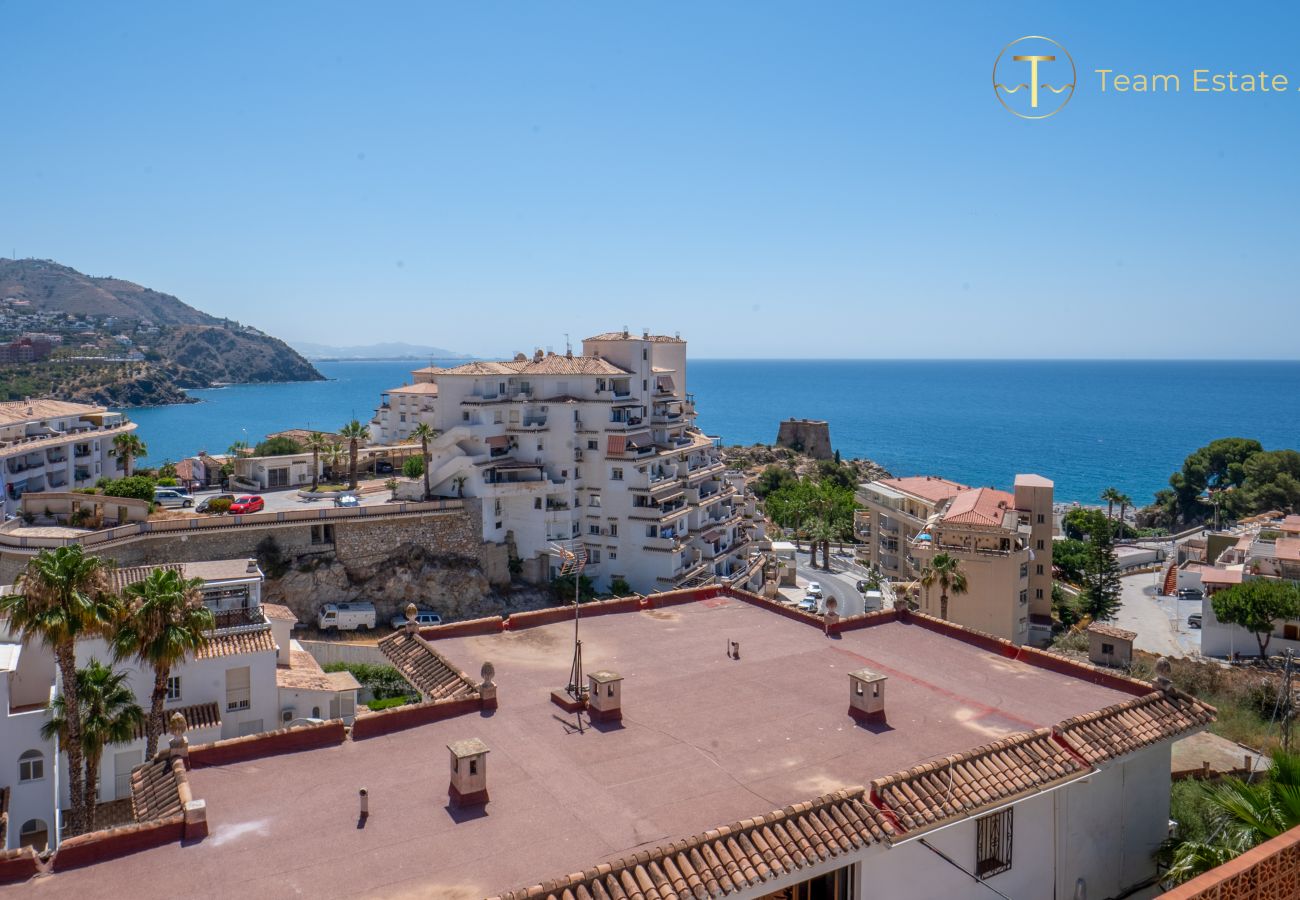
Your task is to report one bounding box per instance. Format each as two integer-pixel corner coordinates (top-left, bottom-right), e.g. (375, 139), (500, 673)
(0, 400), (134, 515)
(387, 332), (763, 594)
(856, 473), (1054, 644)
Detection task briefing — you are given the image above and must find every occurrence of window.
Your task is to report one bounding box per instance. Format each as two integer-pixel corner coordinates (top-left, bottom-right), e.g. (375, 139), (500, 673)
(589, 525), (601, 536)
(589, 549), (601, 564)
(1019, 590), (1028, 605)
(494, 499), (502, 516)
(462, 411), (470, 421)
(399, 413), (406, 423)
(534, 497), (542, 509)
(609, 551), (617, 560)
(1037, 539), (1045, 551)
(588, 439), (598, 450)
(226, 666), (251, 712)
(494, 411), (502, 424)
(976, 808), (1013, 878)
(166, 676), (181, 702)
(611, 467), (623, 481)
(608, 523), (617, 537)
(1102, 642), (1115, 655)
(536, 441), (544, 451)
(589, 493), (601, 508)
(1019, 563), (1028, 578)
(1036, 564), (1044, 576)
(1036, 588), (1043, 599)
(18, 750), (43, 782)
(469, 759), (478, 776)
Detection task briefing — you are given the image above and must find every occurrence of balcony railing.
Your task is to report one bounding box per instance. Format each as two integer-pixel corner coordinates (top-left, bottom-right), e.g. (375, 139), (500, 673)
(208, 606), (264, 630)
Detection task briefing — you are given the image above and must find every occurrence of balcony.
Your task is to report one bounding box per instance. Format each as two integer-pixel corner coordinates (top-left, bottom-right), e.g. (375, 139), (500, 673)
(207, 606), (266, 631)
(74, 446), (92, 458)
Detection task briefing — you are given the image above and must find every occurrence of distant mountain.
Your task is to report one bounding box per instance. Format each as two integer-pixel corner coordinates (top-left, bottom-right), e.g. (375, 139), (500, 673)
(292, 341), (471, 361)
(0, 258), (323, 406)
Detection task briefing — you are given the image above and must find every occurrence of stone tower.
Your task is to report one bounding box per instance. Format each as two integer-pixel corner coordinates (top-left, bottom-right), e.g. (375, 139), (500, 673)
(775, 419), (833, 460)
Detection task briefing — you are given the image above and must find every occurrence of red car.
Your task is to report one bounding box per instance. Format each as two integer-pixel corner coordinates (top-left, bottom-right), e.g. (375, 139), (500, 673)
(229, 495), (264, 514)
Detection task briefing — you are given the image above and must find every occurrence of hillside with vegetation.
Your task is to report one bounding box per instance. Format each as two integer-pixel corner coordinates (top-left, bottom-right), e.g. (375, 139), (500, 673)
(1143, 438), (1300, 527)
(0, 258), (322, 405)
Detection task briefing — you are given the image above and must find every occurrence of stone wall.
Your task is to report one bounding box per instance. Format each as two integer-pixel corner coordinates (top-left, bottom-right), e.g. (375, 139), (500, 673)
(775, 418), (833, 460)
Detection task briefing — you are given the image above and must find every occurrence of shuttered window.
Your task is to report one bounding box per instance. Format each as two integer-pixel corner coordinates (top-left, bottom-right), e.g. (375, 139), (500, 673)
(225, 666), (251, 712)
(976, 808), (1013, 878)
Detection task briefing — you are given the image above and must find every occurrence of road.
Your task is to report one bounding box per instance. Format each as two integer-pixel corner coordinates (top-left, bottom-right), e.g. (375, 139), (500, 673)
(189, 481), (393, 514)
(786, 547), (878, 618)
(1111, 571), (1202, 658)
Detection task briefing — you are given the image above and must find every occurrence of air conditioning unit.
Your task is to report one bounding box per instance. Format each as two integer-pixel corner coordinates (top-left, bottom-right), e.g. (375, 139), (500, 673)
(281, 707), (295, 724)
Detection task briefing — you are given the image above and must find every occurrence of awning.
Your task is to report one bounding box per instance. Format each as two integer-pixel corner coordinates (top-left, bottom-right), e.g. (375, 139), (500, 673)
(656, 375), (676, 391)
(607, 435), (627, 455)
(702, 529), (722, 542)
(626, 431), (652, 449)
(487, 435), (510, 449)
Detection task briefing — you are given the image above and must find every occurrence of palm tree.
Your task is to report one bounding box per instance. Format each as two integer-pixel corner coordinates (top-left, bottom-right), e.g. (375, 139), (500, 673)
(109, 433), (147, 477)
(322, 442), (346, 484)
(918, 552), (968, 621)
(809, 517), (837, 571)
(1100, 487), (1122, 520)
(452, 474), (467, 498)
(304, 432), (330, 492)
(410, 423), (437, 500)
(41, 660), (143, 833)
(1, 547), (118, 835)
(112, 568), (213, 758)
(1166, 751), (1300, 883)
(338, 420), (369, 490)
(1116, 492), (1133, 528)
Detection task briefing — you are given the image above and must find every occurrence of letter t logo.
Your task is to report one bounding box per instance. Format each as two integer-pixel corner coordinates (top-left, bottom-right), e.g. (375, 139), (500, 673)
(1012, 54), (1056, 108)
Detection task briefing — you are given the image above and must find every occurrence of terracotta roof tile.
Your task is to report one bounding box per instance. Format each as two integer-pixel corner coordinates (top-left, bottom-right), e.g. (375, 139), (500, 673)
(378, 630), (479, 701)
(870, 729), (1086, 833)
(1054, 691), (1216, 764)
(133, 701), (220, 740)
(196, 624), (277, 660)
(130, 757), (186, 822)
(107, 563), (183, 594)
(1087, 622), (1137, 642)
(386, 382), (439, 395)
(489, 787), (892, 900)
(585, 332), (684, 343)
(874, 475), (969, 504)
(942, 487), (1017, 527)
(277, 648), (359, 692)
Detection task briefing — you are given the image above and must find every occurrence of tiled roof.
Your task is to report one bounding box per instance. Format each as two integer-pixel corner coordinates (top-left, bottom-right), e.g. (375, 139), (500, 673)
(108, 559), (261, 593)
(942, 487), (1016, 527)
(1054, 692), (1216, 765)
(875, 475), (969, 504)
(277, 647), (358, 692)
(133, 701), (220, 739)
(439, 354), (632, 377)
(378, 630), (479, 700)
(870, 729), (1085, 833)
(0, 398), (106, 426)
(1275, 537), (1300, 562)
(1087, 622), (1137, 642)
(130, 757), (185, 822)
(1200, 567), (1244, 585)
(490, 787), (893, 900)
(107, 563), (183, 593)
(386, 382), (439, 395)
(585, 331), (684, 343)
(196, 624), (277, 660)
(261, 602), (297, 622)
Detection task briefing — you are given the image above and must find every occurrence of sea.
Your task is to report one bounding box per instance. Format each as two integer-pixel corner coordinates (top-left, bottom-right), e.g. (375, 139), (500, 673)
(122, 360), (1300, 506)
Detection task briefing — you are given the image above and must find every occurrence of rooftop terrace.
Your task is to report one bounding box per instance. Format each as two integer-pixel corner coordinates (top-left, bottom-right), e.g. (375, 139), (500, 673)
(28, 590), (1208, 899)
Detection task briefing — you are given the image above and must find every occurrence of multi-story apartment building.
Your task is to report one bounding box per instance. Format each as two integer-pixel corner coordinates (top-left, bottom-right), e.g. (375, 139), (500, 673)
(856, 473), (1054, 645)
(0, 400), (134, 515)
(394, 330), (763, 593)
(370, 382), (439, 445)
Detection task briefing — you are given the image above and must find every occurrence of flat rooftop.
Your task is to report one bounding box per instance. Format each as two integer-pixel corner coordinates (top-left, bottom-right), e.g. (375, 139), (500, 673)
(34, 595), (1144, 899)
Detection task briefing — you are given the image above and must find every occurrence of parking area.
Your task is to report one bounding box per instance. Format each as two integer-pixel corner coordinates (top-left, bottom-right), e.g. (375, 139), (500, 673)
(181, 480), (395, 515)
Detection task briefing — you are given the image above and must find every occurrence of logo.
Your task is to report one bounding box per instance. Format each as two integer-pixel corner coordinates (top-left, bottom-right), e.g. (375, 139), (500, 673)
(993, 36), (1076, 119)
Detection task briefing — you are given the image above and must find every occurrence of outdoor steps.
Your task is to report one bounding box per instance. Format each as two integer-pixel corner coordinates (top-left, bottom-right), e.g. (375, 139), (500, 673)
(378, 630), (480, 701)
(1162, 563), (1178, 596)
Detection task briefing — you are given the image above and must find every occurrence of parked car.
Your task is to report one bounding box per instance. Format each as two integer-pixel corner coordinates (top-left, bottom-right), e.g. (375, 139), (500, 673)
(806, 582), (823, 598)
(318, 602), (376, 632)
(334, 494), (360, 508)
(856, 580), (870, 593)
(389, 608), (443, 629)
(229, 495), (265, 514)
(196, 493), (235, 513)
(798, 596), (820, 613)
(374, 461), (394, 474)
(153, 488), (194, 509)
(1187, 613), (1203, 628)
(1177, 587), (1204, 599)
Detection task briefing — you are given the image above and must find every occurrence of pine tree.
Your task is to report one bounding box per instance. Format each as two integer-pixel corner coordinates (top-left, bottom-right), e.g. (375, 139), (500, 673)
(1080, 520), (1122, 620)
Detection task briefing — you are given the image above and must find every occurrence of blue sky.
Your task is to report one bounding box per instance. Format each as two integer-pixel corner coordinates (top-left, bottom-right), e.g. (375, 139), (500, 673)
(3, 2), (1297, 358)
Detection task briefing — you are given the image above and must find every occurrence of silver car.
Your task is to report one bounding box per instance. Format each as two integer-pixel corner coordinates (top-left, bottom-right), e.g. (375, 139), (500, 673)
(153, 488), (193, 509)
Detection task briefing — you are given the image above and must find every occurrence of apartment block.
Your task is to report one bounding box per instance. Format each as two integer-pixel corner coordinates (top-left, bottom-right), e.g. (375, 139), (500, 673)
(0, 400), (133, 515)
(855, 473), (1054, 645)
(391, 330), (764, 593)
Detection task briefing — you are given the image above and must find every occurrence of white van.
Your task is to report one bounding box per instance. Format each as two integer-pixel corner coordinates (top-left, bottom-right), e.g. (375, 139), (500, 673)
(317, 602), (376, 632)
(153, 488), (194, 509)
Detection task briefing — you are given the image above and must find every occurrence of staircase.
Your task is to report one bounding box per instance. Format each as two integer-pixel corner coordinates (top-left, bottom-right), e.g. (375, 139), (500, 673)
(1161, 562), (1179, 597)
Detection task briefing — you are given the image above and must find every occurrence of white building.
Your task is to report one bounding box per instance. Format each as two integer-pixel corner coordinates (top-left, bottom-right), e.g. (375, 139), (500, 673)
(0, 400), (135, 516)
(370, 381), (439, 445)
(390, 331), (764, 593)
(0, 640), (58, 852)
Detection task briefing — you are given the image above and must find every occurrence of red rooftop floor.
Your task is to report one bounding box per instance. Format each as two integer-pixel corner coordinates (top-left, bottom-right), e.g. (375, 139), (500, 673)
(30, 596), (1135, 899)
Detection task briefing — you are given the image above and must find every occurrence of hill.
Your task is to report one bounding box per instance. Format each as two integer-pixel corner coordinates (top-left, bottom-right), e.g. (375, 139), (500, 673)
(292, 340), (470, 361)
(0, 258), (323, 406)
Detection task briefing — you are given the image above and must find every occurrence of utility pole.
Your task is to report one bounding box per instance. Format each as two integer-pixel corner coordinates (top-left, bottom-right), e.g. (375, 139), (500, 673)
(1283, 650), (1295, 755)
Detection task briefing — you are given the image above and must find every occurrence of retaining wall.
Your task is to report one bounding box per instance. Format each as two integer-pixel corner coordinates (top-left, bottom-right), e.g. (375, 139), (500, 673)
(189, 720), (347, 767)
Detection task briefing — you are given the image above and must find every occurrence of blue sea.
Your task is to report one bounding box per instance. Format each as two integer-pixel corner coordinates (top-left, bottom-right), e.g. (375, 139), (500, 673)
(123, 360), (1300, 505)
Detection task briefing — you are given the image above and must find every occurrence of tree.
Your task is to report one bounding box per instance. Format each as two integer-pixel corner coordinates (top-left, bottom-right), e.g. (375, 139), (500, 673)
(385, 477), (399, 500)
(1163, 438), (1264, 526)
(1116, 492), (1133, 525)
(41, 660), (144, 832)
(322, 442), (346, 483)
(252, 436), (304, 457)
(157, 460), (178, 480)
(452, 474), (467, 498)
(1240, 450), (1300, 514)
(102, 475), (157, 503)
(1063, 507), (1112, 541)
(112, 568), (213, 758)
(227, 440), (249, 458)
(752, 465), (796, 500)
(1, 547), (119, 835)
(919, 552), (967, 620)
(109, 432), (147, 476)
(809, 517), (837, 571)
(304, 432), (330, 491)
(1052, 538), (1090, 584)
(402, 456), (425, 479)
(1101, 487), (1122, 519)
(411, 423), (437, 500)
(1079, 520), (1122, 620)
(1210, 580), (1300, 660)
(1165, 750), (1300, 883)
(338, 420), (369, 490)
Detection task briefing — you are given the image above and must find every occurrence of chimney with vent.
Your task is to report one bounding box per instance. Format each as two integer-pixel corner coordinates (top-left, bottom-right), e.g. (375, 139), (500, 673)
(586, 671), (622, 722)
(848, 669), (888, 724)
(448, 738), (490, 808)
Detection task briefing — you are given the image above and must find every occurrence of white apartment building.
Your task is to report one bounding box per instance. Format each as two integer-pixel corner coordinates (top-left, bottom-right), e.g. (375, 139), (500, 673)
(856, 474), (1054, 645)
(392, 330), (763, 593)
(0, 639), (58, 852)
(0, 400), (135, 516)
(370, 382), (439, 445)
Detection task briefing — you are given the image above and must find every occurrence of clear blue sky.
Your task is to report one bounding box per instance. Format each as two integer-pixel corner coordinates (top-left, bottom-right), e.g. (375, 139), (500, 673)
(4, 2), (1297, 358)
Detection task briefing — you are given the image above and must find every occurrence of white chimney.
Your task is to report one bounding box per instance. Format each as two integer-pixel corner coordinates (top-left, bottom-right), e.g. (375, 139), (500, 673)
(848, 669), (888, 724)
(587, 671), (623, 723)
(447, 738), (490, 808)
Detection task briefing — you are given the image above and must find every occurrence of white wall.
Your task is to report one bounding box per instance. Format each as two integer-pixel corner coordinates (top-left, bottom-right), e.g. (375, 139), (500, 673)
(1200, 594), (1300, 658)
(1, 655), (58, 851)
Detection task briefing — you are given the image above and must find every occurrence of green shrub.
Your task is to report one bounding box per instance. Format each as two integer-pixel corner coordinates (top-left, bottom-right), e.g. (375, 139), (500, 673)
(206, 497), (232, 514)
(252, 436), (304, 457)
(103, 475), (157, 502)
(366, 696), (410, 712)
(402, 455), (424, 478)
(322, 662), (415, 700)
(157, 477), (179, 487)
(609, 576), (632, 596)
